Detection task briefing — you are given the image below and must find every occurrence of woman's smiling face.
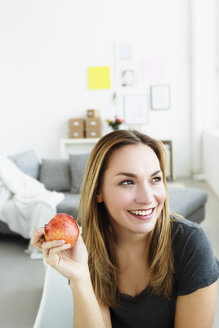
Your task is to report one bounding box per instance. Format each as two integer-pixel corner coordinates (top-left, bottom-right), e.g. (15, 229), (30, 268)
(97, 144), (166, 238)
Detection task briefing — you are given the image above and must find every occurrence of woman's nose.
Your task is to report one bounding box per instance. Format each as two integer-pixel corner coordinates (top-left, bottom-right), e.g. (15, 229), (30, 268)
(135, 183), (154, 204)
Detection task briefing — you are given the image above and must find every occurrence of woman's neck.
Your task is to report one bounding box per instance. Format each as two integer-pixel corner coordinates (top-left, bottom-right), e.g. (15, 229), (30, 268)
(116, 233), (149, 271)
(115, 226), (149, 251)
(116, 234), (150, 296)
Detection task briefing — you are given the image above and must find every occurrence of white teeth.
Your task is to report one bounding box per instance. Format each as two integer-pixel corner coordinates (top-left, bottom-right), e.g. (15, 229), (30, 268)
(130, 209), (153, 216)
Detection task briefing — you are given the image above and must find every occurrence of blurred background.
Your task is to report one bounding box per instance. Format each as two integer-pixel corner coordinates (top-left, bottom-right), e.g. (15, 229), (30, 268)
(0, 0), (218, 181)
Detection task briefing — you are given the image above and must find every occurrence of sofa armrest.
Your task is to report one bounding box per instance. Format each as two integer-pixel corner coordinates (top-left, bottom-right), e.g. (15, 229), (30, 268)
(168, 186), (207, 223)
(33, 265), (74, 328)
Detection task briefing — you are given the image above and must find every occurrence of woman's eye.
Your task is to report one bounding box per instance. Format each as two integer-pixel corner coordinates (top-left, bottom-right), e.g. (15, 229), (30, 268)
(152, 176), (162, 183)
(120, 180), (134, 185)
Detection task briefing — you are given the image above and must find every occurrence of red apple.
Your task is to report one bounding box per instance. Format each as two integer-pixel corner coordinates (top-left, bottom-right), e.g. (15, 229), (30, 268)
(44, 213), (79, 249)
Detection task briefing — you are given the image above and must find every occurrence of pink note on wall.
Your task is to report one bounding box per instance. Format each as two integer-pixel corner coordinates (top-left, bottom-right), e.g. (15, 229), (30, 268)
(140, 58), (167, 84)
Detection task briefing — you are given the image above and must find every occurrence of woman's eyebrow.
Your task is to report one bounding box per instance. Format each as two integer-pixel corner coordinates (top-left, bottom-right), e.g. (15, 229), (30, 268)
(151, 170), (162, 177)
(115, 170), (162, 178)
(115, 172), (137, 178)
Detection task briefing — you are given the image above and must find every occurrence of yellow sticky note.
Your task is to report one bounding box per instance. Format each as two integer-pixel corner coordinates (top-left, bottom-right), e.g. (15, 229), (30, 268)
(88, 66), (111, 89)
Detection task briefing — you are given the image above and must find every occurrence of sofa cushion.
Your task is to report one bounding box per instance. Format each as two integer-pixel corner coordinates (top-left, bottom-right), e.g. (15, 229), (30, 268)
(39, 159), (71, 192)
(56, 192), (80, 219)
(69, 153), (89, 193)
(168, 186), (207, 223)
(8, 149), (40, 179)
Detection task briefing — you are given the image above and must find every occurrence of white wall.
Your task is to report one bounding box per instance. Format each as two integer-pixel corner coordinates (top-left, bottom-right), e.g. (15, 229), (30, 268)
(190, 0), (219, 175)
(0, 0), (194, 177)
(203, 130), (219, 197)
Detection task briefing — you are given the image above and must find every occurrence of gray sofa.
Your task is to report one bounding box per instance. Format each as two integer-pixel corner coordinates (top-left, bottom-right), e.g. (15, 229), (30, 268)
(0, 150), (207, 237)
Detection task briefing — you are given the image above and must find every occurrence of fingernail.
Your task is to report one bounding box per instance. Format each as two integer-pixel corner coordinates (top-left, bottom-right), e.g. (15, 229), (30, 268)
(65, 244), (71, 248)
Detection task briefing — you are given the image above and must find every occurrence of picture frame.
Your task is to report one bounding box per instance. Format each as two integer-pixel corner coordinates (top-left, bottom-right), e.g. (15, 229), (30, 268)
(161, 140), (173, 181)
(150, 84), (170, 110)
(123, 94), (149, 125)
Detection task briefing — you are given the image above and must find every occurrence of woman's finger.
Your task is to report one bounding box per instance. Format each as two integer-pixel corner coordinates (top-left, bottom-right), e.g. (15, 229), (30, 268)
(30, 227), (45, 249)
(42, 242), (72, 266)
(41, 240), (68, 258)
(41, 239), (66, 250)
(49, 243), (72, 255)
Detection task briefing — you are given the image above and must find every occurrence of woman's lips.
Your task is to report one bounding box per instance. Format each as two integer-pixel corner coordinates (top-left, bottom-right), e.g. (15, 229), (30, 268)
(128, 208), (155, 220)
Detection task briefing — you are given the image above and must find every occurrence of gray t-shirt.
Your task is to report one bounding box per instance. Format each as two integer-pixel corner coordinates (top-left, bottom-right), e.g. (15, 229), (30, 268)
(110, 217), (219, 328)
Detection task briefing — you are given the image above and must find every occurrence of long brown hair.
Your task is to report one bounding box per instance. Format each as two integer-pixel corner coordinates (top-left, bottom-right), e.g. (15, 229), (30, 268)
(78, 130), (174, 307)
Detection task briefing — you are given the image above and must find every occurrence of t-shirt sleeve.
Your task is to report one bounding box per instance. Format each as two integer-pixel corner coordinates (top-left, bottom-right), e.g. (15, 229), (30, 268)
(174, 225), (219, 296)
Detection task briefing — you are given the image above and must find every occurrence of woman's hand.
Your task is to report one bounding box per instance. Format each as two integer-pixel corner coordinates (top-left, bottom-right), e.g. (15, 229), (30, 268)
(30, 226), (89, 281)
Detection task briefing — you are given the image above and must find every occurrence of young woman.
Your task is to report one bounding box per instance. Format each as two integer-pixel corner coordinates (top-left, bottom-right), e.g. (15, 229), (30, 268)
(31, 130), (219, 328)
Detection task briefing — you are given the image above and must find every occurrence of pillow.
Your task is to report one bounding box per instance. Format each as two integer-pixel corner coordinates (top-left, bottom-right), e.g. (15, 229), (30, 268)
(69, 153), (90, 193)
(8, 150), (40, 179)
(39, 159), (71, 191)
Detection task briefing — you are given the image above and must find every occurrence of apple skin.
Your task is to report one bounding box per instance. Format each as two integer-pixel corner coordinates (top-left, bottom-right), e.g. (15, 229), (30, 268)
(44, 213), (79, 249)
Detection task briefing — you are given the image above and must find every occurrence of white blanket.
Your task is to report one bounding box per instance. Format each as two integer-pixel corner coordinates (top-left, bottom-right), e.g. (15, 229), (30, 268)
(0, 155), (64, 239)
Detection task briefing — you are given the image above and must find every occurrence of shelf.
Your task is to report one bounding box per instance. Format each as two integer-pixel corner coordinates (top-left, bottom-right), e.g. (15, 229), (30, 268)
(61, 138), (99, 144)
(60, 138), (99, 158)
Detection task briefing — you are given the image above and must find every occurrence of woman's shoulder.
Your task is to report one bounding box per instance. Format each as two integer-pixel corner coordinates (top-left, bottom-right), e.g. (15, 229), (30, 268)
(170, 215), (211, 255)
(170, 215), (219, 295)
(169, 215), (215, 266)
(170, 215), (201, 240)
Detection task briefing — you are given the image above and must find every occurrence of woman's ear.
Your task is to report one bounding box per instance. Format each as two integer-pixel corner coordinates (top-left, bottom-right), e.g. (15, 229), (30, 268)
(96, 189), (103, 203)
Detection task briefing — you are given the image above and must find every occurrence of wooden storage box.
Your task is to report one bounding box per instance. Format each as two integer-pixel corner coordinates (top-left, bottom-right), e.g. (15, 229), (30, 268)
(85, 117), (101, 129)
(69, 118), (84, 129)
(85, 127), (101, 138)
(86, 109), (100, 118)
(68, 128), (84, 138)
